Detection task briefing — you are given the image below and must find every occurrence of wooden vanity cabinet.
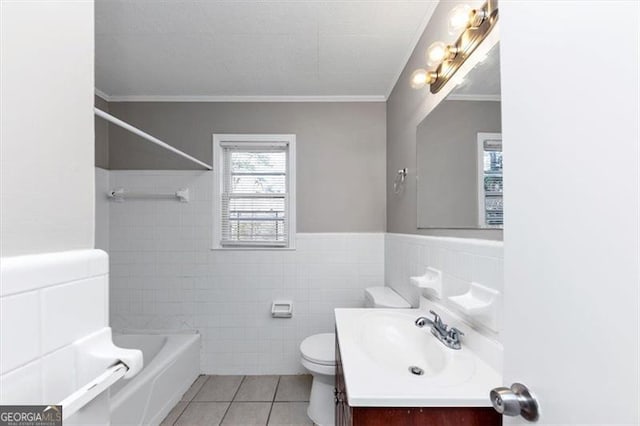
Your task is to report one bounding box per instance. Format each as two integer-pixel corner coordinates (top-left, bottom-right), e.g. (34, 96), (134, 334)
(335, 336), (502, 426)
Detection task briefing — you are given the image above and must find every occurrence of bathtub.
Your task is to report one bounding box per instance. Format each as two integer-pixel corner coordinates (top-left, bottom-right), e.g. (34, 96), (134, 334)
(110, 333), (200, 426)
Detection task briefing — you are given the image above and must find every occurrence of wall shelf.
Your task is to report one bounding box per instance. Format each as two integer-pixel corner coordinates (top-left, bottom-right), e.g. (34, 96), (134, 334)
(410, 267), (443, 299)
(448, 282), (500, 331)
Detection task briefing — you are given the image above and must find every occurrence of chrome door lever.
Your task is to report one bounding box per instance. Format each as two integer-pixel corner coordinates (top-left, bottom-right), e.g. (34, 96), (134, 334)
(490, 383), (539, 422)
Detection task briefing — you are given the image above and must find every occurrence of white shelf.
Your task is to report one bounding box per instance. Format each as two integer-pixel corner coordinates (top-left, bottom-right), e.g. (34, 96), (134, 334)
(448, 282), (500, 331)
(410, 267), (442, 299)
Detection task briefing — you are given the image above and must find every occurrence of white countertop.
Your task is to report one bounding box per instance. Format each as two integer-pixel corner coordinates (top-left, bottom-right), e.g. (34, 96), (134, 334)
(335, 308), (502, 407)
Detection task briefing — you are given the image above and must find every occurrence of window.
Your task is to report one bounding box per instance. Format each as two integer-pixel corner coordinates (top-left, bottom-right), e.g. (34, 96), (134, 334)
(213, 134), (296, 249)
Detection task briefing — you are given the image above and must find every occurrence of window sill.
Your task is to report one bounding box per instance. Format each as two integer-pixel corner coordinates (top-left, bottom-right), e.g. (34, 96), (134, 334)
(210, 246), (296, 251)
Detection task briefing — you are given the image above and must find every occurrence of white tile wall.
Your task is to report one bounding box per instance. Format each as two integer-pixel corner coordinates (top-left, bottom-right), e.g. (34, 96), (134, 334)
(105, 170), (385, 374)
(0, 291), (40, 373)
(0, 361), (43, 405)
(41, 276), (108, 353)
(385, 233), (504, 340)
(0, 250), (109, 404)
(41, 345), (77, 403)
(0, 250), (108, 297)
(101, 170), (504, 371)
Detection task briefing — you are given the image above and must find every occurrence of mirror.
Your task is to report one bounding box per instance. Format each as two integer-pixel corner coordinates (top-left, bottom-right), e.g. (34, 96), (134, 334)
(417, 43), (502, 229)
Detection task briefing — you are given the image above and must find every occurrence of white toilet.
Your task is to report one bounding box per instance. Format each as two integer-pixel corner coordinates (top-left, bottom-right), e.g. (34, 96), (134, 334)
(300, 286), (411, 425)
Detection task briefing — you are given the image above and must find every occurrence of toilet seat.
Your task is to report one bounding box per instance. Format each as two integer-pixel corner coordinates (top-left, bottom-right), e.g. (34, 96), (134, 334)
(300, 333), (335, 366)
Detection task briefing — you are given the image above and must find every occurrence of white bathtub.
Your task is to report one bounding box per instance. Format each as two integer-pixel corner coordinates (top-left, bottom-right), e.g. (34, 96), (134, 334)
(110, 333), (200, 426)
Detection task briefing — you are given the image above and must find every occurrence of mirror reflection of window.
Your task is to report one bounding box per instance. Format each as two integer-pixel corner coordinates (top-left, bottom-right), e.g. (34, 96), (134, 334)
(416, 43), (502, 230)
(477, 134), (503, 228)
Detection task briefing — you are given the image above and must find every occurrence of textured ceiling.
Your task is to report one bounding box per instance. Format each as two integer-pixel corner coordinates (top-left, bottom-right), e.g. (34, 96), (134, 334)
(95, 0), (437, 99)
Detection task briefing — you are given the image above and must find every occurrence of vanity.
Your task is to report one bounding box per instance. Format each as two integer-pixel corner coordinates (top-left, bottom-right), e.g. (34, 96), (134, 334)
(334, 309), (502, 426)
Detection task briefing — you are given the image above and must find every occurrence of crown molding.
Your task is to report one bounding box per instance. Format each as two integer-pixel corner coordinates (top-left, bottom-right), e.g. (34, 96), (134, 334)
(385, 1), (438, 99)
(96, 93), (386, 103)
(447, 94), (501, 102)
(94, 88), (111, 102)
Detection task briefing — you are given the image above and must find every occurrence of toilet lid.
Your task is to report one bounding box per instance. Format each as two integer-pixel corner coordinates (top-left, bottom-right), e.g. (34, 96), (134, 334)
(300, 333), (335, 366)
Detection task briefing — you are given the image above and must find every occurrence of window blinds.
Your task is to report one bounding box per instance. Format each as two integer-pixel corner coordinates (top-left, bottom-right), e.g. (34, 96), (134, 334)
(220, 143), (289, 246)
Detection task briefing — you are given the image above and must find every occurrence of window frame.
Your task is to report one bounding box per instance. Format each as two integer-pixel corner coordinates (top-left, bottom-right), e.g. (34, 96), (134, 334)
(212, 134), (296, 250)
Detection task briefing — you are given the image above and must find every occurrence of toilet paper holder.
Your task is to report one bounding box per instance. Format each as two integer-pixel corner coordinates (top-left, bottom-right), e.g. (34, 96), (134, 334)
(271, 300), (293, 318)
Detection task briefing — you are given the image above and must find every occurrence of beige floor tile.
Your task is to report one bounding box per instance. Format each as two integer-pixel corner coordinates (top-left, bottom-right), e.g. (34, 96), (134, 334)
(274, 375), (312, 402)
(182, 375), (209, 402)
(234, 376), (279, 402)
(174, 402), (229, 426)
(160, 401), (188, 425)
(220, 402), (271, 425)
(194, 376), (244, 402)
(267, 402), (313, 425)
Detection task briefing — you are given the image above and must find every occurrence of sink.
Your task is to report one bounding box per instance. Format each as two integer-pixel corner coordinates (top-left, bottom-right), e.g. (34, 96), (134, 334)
(341, 309), (477, 390)
(335, 308), (502, 407)
(357, 311), (447, 376)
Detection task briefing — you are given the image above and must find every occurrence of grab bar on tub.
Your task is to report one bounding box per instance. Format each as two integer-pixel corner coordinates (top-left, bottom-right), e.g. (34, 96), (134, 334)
(59, 362), (129, 420)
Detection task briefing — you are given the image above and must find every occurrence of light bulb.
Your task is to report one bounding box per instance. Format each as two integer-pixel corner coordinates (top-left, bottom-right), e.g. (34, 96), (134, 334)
(448, 4), (472, 35)
(410, 69), (437, 89)
(410, 69), (428, 89)
(426, 41), (447, 67)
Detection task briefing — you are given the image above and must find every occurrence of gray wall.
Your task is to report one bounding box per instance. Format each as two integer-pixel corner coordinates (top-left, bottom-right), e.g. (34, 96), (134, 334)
(417, 100), (501, 228)
(95, 95), (109, 169)
(105, 102), (386, 232)
(386, 0), (502, 240)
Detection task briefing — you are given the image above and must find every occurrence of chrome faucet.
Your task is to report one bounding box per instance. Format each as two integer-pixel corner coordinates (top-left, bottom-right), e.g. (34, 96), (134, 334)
(415, 310), (464, 350)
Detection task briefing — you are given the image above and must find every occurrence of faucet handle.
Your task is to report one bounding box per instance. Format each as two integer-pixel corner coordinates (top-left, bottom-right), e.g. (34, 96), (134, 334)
(429, 310), (442, 325)
(448, 327), (465, 341)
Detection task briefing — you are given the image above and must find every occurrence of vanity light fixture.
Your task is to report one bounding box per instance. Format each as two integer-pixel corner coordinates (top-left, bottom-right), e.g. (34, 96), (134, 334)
(411, 0), (498, 94)
(426, 41), (447, 66)
(445, 45), (460, 59)
(468, 7), (490, 28)
(410, 69), (438, 89)
(447, 4), (472, 35)
(426, 42), (460, 67)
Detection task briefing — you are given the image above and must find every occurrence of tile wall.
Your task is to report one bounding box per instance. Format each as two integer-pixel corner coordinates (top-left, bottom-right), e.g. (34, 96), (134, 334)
(0, 250), (109, 404)
(100, 170), (504, 373)
(104, 170), (384, 374)
(385, 233), (504, 340)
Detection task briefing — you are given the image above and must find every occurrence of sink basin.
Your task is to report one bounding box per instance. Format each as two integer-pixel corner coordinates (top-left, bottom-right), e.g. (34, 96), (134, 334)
(335, 308), (502, 407)
(340, 309), (478, 390)
(357, 311), (447, 376)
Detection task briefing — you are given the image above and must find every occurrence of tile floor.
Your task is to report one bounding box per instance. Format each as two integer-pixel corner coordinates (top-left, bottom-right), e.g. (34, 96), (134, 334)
(161, 375), (315, 425)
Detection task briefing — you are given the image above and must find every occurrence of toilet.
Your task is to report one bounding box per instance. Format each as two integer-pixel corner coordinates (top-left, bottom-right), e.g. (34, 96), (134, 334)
(300, 286), (411, 425)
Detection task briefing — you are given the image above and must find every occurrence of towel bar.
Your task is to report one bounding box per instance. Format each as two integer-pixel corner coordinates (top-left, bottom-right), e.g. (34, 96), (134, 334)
(59, 362), (128, 420)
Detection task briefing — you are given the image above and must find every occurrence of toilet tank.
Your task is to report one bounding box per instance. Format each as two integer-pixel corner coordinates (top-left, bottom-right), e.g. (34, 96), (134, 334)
(364, 287), (411, 308)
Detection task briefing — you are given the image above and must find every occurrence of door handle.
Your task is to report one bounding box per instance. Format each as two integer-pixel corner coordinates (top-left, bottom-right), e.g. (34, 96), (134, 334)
(490, 383), (539, 422)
